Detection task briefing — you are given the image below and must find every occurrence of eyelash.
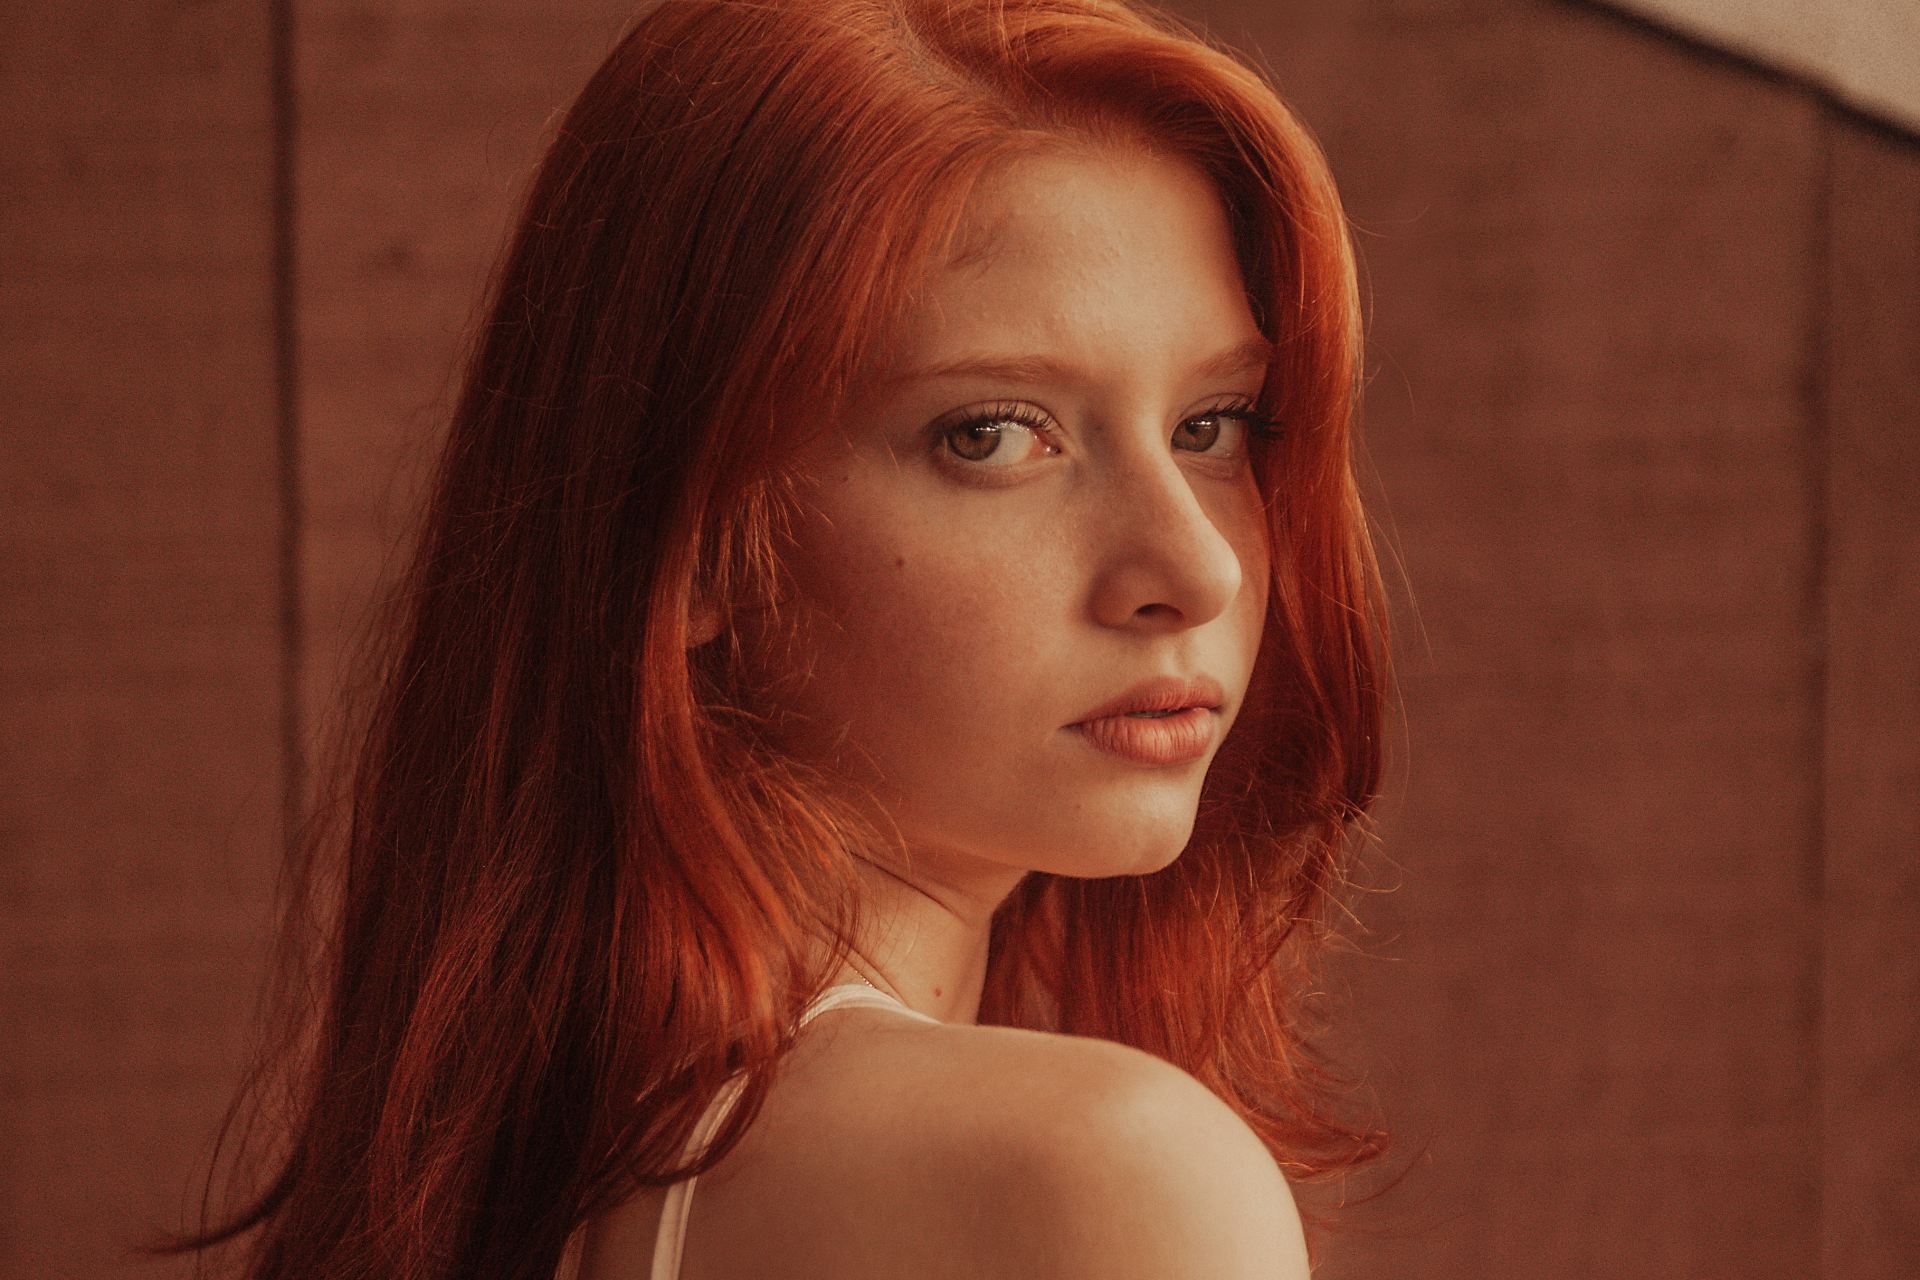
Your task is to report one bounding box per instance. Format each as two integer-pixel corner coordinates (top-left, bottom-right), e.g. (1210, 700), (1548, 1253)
(939, 399), (1281, 466)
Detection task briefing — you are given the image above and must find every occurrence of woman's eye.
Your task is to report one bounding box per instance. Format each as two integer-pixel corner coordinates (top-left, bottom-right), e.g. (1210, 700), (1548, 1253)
(936, 402), (1277, 472)
(940, 406), (1059, 466)
(1173, 406), (1274, 457)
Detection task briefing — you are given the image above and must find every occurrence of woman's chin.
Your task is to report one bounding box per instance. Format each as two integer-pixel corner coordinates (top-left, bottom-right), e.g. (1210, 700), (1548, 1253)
(1033, 811), (1199, 879)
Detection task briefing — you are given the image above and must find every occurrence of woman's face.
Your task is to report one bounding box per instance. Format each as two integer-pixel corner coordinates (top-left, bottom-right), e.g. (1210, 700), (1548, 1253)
(760, 145), (1272, 886)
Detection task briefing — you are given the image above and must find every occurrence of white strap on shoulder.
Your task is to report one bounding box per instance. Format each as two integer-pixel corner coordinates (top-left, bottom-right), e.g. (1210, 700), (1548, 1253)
(647, 984), (938, 1279)
(651, 1071), (750, 1280)
(799, 983), (943, 1026)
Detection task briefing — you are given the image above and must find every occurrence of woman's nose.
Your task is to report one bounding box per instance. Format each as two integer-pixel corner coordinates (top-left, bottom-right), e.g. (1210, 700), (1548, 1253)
(1084, 448), (1247, 632)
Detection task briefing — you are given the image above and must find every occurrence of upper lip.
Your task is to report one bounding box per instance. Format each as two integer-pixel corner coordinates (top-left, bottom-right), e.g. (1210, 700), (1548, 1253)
(1071, 674), (1226, 724)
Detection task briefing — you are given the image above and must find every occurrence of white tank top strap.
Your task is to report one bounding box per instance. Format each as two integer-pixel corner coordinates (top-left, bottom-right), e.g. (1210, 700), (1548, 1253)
(795, 981), (943, 1026)
(646, 982), (937, 1280)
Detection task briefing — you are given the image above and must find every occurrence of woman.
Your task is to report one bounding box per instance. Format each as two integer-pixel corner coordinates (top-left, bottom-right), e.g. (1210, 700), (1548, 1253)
(174, 0), (1388, 1276)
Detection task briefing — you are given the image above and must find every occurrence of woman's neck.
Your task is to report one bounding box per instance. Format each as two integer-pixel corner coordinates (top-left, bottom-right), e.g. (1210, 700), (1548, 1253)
(829, 849), (1028, 1024)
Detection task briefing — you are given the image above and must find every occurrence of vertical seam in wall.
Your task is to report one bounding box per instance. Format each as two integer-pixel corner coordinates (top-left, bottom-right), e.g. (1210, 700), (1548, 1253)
(271, 0), (303, 863)
(1805, 94), (1835, 1280)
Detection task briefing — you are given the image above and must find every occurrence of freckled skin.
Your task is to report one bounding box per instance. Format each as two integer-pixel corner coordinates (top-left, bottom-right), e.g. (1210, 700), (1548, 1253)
(750, 144), (1272, 895)
(579, 145), (1307, 1280)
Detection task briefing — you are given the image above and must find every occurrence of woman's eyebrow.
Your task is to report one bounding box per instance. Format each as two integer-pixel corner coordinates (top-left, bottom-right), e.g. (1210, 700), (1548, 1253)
(886, 334), (1277, 388)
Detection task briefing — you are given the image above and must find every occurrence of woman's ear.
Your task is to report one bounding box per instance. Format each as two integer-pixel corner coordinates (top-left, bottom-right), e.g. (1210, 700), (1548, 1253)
(688, 596), (723, 647)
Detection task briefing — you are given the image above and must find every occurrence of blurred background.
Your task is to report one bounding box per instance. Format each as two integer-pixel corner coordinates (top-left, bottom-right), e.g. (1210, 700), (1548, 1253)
(3, 0), (1914, 1276)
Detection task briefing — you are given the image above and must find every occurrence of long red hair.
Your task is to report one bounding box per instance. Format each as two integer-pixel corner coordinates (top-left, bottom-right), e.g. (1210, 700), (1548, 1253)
(170, 0), (1388, 1275)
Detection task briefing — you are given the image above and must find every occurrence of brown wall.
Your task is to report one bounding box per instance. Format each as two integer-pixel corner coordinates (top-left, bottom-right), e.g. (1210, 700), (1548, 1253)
(1181, 3), (1919, 1276)
(2, 1), (1913, 1277)
(3, 5), (282, 1276)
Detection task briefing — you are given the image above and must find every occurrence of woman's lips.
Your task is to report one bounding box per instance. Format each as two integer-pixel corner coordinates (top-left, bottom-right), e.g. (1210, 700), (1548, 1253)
(1067, 706), (1216, 766)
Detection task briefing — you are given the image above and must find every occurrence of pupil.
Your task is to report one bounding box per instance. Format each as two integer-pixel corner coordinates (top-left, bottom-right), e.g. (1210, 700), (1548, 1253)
(1181, 419), (1221, 450)
(951, 424), (1000, 461)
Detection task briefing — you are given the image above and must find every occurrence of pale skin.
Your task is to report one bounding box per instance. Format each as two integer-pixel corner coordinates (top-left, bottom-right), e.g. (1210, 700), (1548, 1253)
(578, 144), (1309, 1279)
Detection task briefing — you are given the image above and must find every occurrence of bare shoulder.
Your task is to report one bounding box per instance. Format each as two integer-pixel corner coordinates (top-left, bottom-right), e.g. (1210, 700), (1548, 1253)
(963, 1027), (1311, 1280)
(579, 1011), (1307, 1280)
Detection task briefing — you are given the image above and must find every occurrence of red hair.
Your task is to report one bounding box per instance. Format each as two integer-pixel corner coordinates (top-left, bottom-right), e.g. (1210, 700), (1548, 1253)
(168, 0), (1388, 1275)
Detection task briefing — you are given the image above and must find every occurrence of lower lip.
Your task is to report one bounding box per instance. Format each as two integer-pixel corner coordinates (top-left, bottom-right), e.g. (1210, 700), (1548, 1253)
(1067, 707), (1216, 766)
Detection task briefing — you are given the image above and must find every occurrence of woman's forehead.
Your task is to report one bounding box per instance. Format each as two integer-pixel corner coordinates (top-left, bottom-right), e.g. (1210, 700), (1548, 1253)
(869, 149), (1263, 389)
